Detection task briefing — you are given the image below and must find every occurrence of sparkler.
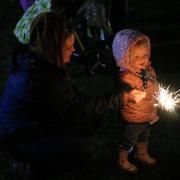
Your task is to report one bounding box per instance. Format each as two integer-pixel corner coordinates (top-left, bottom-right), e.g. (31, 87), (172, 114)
(155, 84), (180, 112)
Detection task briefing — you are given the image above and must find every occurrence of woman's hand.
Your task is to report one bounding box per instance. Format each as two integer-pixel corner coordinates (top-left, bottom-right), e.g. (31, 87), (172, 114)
(128, 89), (146, 103)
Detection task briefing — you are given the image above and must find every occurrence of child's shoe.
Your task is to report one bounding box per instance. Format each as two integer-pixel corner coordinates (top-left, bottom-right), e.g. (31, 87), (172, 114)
(136, 142), (156, 165)
(118, 149), (137, 173)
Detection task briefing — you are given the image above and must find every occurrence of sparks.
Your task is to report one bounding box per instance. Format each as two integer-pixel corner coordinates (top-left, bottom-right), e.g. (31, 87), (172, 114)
(155, 84), (180, 112)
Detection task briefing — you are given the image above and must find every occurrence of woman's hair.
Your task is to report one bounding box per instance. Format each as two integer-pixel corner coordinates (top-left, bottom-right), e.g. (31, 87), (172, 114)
(29, 12), (74, 69)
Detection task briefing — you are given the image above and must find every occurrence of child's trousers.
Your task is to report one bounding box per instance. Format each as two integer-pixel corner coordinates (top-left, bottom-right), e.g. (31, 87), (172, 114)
(121, 122), (150, 150)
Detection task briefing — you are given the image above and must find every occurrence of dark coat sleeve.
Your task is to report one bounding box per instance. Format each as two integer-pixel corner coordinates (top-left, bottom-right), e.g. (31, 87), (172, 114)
(27, 73), (122, 122)
(71, 87), (123, 115)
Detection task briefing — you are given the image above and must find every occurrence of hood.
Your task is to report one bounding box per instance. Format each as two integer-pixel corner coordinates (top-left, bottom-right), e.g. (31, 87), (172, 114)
(9, 45), (67, 76)
(9, 46), (39, 72)
(112, 29), (151, 73)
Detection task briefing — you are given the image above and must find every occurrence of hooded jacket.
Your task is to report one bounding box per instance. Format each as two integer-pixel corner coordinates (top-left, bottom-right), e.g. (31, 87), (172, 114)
(0, 46), (122, 142)
(112, 29), (159, 123)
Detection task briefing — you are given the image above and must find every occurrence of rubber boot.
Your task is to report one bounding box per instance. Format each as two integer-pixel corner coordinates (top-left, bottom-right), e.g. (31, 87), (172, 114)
(118, 149), (137, 173)
(136, 142), (156, 165)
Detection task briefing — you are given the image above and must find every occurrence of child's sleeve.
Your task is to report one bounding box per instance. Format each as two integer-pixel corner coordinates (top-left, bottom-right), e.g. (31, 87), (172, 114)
(119, 72), (142, 91)
(149, 66), (160, 92)
(118, 72), (142, 104)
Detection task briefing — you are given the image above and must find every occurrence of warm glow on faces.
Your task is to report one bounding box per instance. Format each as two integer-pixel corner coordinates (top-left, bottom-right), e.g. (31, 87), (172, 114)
(130, 44), (149, 71)
(63, 34), (75, 63)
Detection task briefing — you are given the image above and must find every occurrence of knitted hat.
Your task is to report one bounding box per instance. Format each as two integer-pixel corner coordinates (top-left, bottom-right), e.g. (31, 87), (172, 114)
(112, 28), (150, 73)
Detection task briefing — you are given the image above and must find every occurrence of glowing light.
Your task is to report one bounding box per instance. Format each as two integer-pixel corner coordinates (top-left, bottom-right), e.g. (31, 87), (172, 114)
(155, 84), (180, 112)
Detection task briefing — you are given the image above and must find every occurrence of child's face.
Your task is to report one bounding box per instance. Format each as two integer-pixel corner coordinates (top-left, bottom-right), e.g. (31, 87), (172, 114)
(130, 44), (149, 71)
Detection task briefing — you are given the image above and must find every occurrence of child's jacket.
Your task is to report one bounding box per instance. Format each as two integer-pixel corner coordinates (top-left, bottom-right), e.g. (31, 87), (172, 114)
(119, 67), (159, 123)
(112, 29), (159, 123)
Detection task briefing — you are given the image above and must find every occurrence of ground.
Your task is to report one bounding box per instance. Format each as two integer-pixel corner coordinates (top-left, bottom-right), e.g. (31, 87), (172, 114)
(1, 0), (180, 180)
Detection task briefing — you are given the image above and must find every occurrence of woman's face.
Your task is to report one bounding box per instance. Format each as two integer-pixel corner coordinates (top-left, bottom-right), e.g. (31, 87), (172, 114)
(130, 44), (149, 71)
(63, 34), (75, 63)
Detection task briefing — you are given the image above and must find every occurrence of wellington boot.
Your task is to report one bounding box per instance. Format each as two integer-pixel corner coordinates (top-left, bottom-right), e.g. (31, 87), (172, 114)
(118, 149), (137, 173)
(136, 142), (156, 165)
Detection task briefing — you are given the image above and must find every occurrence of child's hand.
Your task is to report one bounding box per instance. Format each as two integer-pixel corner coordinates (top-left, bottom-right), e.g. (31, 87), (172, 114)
(128, 89), (146, 103)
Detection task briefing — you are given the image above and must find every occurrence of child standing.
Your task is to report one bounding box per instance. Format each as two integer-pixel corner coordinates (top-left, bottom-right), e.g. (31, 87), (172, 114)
(112, 29), (159, 172)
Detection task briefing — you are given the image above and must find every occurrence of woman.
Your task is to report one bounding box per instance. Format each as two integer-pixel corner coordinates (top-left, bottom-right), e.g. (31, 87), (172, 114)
(0, 12), (146, 179)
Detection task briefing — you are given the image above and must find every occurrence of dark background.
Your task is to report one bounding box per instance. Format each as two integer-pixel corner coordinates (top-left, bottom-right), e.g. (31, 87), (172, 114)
(1, 0), (180, 180)
(111, 0), (180, 72)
